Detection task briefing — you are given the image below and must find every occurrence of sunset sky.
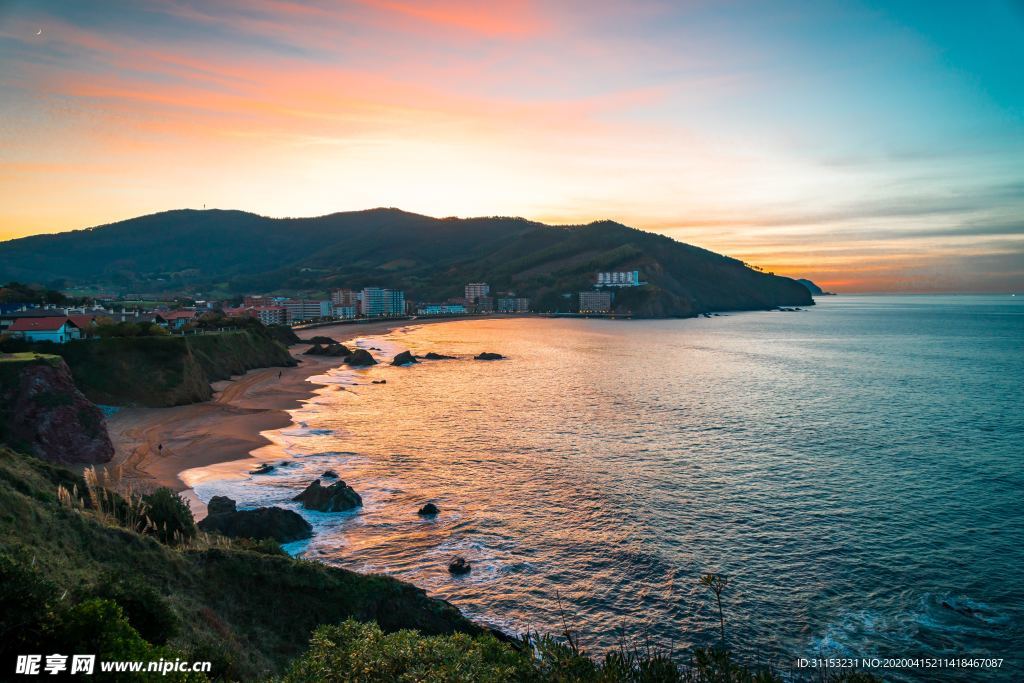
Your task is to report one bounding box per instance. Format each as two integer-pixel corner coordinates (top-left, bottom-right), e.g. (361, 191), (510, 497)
(1, 1), (1022, 291)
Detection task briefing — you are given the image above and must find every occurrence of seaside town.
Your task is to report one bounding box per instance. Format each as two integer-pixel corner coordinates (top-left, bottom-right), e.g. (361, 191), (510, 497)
(0, 271), (645, 344)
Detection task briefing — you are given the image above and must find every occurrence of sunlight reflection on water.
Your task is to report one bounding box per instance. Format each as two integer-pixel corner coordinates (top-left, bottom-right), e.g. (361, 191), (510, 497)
(193, 296), (1023, 679)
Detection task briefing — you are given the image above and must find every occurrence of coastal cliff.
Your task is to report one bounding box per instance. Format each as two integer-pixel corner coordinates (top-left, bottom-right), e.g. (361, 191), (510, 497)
(0, 353), (113, 465)
(37, 329), (296, 407)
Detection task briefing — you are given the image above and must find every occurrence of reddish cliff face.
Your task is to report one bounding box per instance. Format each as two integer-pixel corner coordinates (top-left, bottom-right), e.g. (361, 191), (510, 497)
(0, 354), (114, 464)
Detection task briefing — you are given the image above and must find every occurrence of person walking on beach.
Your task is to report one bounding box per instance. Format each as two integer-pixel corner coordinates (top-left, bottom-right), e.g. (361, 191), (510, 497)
(278, 370), (282, 379)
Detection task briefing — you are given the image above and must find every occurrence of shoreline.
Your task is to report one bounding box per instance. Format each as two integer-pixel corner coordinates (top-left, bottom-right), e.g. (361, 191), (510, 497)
(102, 315), (528, 514)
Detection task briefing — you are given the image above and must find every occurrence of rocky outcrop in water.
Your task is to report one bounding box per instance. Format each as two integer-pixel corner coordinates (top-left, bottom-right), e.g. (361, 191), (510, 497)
(418, 502), (439, 516)
(198, 496), (312, 542)
(250, 463), (275, 475)
(305, 342), (352, 357)
(0, 354), (114, 465)
(293, 479), (363, 512)
(475, 352), (504, 360)
(422, 352), (456, 360)
(346, 349), (377, 366)
(392, 350), (418, 366)
(207, 495), (237, 515)
(448, 557), (471, 575)
(322, 469), (339, 479)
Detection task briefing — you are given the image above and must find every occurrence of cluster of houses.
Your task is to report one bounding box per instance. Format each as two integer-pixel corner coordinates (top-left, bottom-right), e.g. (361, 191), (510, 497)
(413, 283), (530, 317)
(0, 305), (206, 344)
(0, 271), (640, 344)
(224, 287), (407, 326)
(229, 284), (534, 324)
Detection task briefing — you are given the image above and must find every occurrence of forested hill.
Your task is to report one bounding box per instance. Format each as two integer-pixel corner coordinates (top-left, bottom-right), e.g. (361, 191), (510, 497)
(0, 208), (811, 316)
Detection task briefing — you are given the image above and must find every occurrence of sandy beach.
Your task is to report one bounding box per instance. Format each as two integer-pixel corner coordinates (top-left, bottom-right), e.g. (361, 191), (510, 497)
(102, 316), (515, 513)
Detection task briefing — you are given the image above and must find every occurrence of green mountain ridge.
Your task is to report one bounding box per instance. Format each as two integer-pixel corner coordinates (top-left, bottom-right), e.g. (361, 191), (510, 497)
(0, 208), (812, 316)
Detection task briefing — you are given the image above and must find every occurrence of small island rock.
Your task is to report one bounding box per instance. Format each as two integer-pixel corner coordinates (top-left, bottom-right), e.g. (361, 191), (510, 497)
(206, 495), (237, 516)
(346, 349), (377, 366)
(293, 479), (362, 512)
(418, 502), (440, 516)
(392, 350), (418, 366)
(198, 505), (312, 543)
(305, 342), (353, 357)
(325, 343), (353, 356)
(422, 352), (456, 360)
(448, 556), (472, 575)
(475, 352), (504, 360)
(322, 469), (339, 479)
(250, 463), (275, 475)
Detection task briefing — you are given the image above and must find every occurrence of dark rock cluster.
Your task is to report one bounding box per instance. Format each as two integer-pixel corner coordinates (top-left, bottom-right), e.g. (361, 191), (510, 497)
(392, 350), (418, 366)
(305, 342), (353, 357)
(293, 479), (363, 512)
(448, 556), (472, 575)
(345, 349), (377, 366)
(198, 496), (312, 543)
(418, 502), (439, 516)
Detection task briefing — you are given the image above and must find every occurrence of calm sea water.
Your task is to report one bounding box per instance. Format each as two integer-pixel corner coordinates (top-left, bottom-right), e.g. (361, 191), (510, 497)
(191, 295), (1023, 680)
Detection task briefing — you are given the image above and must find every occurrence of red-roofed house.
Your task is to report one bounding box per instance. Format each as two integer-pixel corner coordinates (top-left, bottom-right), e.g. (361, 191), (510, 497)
(154, 310), (198, 330)
(68, 314), (98, 336)
(8, 317), (81, 344)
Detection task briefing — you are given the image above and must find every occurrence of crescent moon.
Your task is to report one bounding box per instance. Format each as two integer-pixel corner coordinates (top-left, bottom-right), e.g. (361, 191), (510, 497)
(36, 29), (42, 36)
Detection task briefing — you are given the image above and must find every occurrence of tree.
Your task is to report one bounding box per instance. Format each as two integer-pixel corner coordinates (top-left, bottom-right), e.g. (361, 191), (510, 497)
(700, 573), (730, 642)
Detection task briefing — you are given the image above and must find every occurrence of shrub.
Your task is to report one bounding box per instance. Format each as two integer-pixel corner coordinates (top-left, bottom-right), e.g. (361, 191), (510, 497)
(96, 322), (168, 338)
(1, 551), (199, 681)
(140, 488), (196, 545)
(283, 620), (884, 682)
(51, 599), (205, 682)
(93, 575), (180, 645)
(53, 599), (156, 662)
(282, 620), (530, 682)
(0, 549), (59, 661)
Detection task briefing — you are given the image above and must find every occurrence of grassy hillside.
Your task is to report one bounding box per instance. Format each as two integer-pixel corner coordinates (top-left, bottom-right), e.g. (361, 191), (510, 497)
(0, 446), (478, 680)
(0, 208), (811, 316)
(18, 329), (295, 407)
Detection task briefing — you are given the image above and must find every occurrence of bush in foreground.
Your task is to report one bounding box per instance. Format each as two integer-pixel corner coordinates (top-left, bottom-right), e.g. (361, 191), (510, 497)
(140, 487), (196, 545)
(0, 551), (202, 681)
(283, 619), (863, 683)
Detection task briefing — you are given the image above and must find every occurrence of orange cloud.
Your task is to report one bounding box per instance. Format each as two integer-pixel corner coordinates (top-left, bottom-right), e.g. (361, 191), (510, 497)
(356, 0), (549, 38)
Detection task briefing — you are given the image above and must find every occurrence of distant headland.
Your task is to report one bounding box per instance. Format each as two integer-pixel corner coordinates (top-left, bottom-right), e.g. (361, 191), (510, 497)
(0, 208), (811, 318)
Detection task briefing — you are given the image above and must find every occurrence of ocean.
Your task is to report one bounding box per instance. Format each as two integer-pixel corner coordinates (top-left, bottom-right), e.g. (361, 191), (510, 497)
(188, 295), (1023, 680)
